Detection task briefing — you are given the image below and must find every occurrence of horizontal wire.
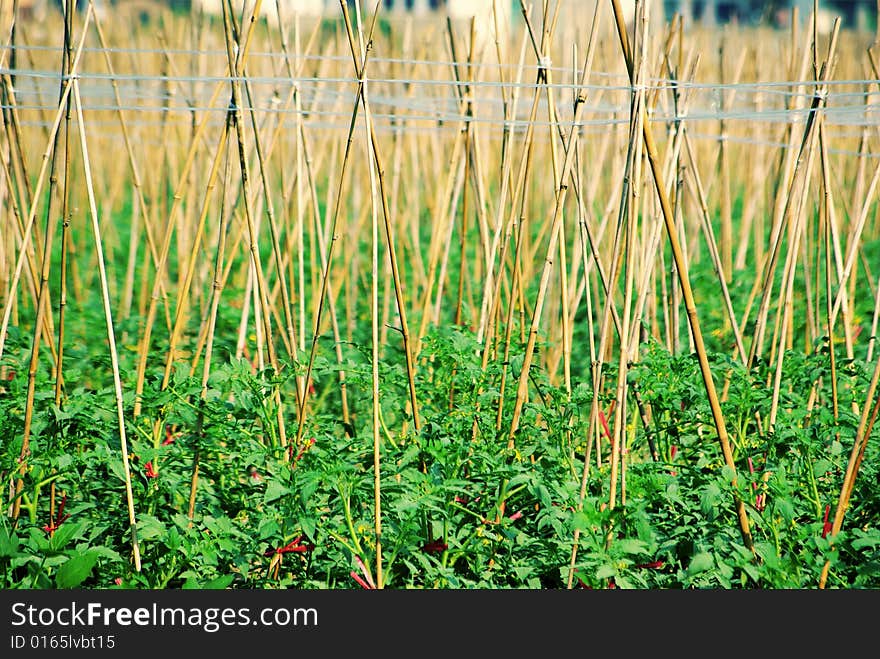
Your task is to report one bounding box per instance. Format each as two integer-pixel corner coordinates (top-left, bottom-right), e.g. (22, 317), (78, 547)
(1, 49), (877, 157)
(4, 88), (876, 131)
(4, 64), (878, 100)
(5, 69), (878, 109)
(3, 41), (877, 89)
(3, 40), (879, 99)
(8, 112), (874, 160)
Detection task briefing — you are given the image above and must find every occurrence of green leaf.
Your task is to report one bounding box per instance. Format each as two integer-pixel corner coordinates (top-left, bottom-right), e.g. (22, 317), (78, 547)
(615, 538), (649, 556)
(507, 473), (532, 489)
(180, 571), (201, 589)
(740, 561), (760, 584)
(852, 533), (880, 550)
(55, 551), (99, 589)
(203, 574), (235, 589)
(300, 516), (317, 541)
(775, 498), (795, 523)
(257, 519), (281, 540)
(299, 477), (320, 505)
(263, 480), (289, 504)
(56, 454), (74, 470)
(595, 564), (616, 580)
(534, 484), (553, 508)
(614, 574), (637, 589)
(700, 482), (722, 515)
(688, 552), (715, 574)
(48, 522), (85, 553)
(571, 511), (594, 533)
(136, 514), (166, 541)
(172, 514), (194, 530)
(164, 527), (182, 552)
(0, 524), (19, 558)
(812, 459), (833, 477)
(107, 457), (127, 483)
(89, 545), (123, 562)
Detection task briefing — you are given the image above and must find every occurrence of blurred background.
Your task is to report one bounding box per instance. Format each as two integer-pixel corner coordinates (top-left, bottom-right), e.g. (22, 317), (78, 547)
(3, 0), (877, 34)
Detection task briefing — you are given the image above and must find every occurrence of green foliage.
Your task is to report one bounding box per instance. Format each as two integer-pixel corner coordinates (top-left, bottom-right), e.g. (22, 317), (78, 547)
(1, 324), (878, 589)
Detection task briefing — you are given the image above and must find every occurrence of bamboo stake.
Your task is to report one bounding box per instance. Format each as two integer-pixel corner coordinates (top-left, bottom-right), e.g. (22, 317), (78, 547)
(487, 3), (556, 433)
(0, 73), (52, 357)
(478, 51), (543, 377)
(767, 13), (839, 427)
(715, 43), (747, 284)
(189, 112), (236, 522)
(160, 124), (230, 382)
(235, 33), (303, 376)
(274, 11), (352, 432)
(91, 11), (169, 328)
(45, 0), (77, 536)
(350, 0), (383, 590)
(681, 139), (746, 362)
(819, 118), (840, 425)
(868, 269), (880, 363)
(608, 0), (753, 552)
(130, 74), (226, 418)
(220, 0), (292, 453)
(734, 66), (766, 273)
(0, 69), (48, 312)
(453, 23), (476, 330)
(827, 161), (880, 333)
(72, 76), (142, 571)
(462, 26), (529, 443)
(8, 5), (91, 522)
(508, 5), (603, 447)
(818, 348), (880, 587)
(474, 28), (530, 348)
(746, 35), (814, 369)
(292, 1), (381, 449)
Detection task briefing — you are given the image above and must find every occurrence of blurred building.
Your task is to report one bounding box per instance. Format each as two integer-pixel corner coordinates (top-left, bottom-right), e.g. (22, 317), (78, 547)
(18, 0), (876, 31)
(666, 0), (872, 28)
(187, 0), (512, 22)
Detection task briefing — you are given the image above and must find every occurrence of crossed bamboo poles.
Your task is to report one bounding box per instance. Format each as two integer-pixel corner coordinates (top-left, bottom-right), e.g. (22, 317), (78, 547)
(2, 0), (878, 588)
